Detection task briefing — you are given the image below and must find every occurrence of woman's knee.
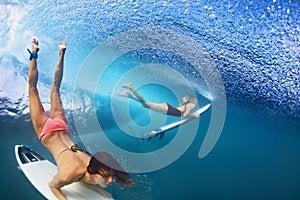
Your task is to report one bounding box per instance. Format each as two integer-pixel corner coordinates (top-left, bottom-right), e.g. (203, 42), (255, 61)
(142, 101), (150, 108)
(28, 86), (39, 97)
(50, 86), (60, 98)
(28, 76), (38, 88)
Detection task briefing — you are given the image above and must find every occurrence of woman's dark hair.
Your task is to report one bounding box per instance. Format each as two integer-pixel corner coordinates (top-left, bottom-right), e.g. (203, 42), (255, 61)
(87, 152), (136, 187)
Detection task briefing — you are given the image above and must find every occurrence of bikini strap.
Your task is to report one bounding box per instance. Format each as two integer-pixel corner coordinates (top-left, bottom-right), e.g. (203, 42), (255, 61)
(71, 144), (83, 152)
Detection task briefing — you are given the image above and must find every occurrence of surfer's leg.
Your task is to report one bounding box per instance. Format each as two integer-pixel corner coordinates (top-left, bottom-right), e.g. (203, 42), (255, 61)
(49, 41), (66, 121)
(122, 83), (168, 113)
(28, 38), (47, 134)
(142, 102), (168, 114)
(122, 83), (149, 107)
(118, 90), (140, 102)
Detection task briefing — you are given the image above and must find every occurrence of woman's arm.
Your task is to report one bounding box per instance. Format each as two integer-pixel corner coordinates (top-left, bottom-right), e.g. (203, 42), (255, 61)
(79, 182), (113, 199)
(48, 174), (68, 200)
(182, 103), (196, 118)
(49, 186), (67, 200)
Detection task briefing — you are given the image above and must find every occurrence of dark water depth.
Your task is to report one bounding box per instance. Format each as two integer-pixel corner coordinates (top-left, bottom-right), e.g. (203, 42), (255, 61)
(1, 110), (299, 200)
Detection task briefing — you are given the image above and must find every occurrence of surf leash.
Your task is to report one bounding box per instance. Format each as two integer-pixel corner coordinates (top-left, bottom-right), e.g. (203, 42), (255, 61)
(27, 48), (38, 60)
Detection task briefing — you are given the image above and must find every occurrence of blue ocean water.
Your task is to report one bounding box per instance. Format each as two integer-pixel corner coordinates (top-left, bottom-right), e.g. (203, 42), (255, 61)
(1, 0), (299, 199)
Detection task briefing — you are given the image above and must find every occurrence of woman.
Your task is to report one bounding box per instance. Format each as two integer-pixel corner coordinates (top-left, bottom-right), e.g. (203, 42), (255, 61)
(27, 39), (135, 200)
(119, 83), (199, 118)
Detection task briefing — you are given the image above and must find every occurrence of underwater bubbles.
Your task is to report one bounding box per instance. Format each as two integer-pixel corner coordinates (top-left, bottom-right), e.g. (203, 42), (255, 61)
(72, 27), (226, 173)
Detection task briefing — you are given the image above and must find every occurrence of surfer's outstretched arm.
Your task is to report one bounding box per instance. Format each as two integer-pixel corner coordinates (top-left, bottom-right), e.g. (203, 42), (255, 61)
(28, 38), (48, 135)
(48, 175), (68, 200)
(182, 103), (196, 118)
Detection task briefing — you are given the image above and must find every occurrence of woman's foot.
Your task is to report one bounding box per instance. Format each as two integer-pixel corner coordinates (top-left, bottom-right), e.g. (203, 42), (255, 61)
(122, 83), (133, 90)
(117, 91), (131, 98)
(32, 38), (39, 52)
(58, 41), (66, 54)
(58, 41), (66, 50)
(27, 38), (39, 60)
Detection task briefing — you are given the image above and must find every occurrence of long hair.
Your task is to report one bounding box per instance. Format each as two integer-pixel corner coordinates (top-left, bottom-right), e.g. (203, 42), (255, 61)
(87, 152), (136, 187)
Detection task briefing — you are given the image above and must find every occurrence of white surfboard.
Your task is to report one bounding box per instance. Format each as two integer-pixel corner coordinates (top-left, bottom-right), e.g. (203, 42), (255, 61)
(15, 145), (111, 200)
(143, 103), (211, 141)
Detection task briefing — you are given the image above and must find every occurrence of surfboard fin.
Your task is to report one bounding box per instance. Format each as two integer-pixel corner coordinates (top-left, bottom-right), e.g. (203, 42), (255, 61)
(17, 166), (22, 171)
(158, 132), (165, 140)
(146, 136), (153, 142)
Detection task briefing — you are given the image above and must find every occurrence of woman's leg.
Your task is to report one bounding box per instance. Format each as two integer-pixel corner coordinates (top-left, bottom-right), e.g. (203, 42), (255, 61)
(122, 83), (168, 114)
(49, 41), (66, 121)
(122, 83), (147, 105)
(142, 102), (168, 114)
(28, 39), (48, 135)
(118, 90), (140, 102)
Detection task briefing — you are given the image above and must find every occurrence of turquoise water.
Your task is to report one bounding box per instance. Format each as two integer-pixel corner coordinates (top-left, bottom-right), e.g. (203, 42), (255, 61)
(1, 0), (300, 199)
